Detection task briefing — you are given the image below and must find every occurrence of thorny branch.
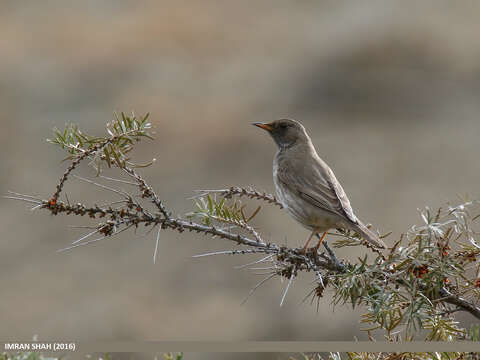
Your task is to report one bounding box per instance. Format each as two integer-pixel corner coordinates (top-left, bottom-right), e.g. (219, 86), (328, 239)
(193, 187), (283, 208)
(6, 115), (480, 340)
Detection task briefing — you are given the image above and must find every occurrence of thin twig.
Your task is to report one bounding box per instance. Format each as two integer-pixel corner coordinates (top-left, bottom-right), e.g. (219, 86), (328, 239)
(193, 187), (283, 208)
(51, 137), (116, 202)
(123, 167), (171, 220)
(440, 287), (480, 319)
(192, 249), (274, 258)
(321, 238), (345, 272)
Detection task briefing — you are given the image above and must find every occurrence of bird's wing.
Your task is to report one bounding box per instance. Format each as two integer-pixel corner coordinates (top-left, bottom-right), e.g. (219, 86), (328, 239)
(325, 167), (358, 224)
(276, 159), (358, 224)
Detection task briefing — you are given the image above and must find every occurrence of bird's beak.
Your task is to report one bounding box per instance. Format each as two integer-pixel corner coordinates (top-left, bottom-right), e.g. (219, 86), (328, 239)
(252, 122), (273, 132)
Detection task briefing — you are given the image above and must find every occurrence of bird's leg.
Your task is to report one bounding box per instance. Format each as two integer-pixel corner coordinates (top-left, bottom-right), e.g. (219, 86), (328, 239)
(313, 231), (327, 253)
(301, 231), (317, 253)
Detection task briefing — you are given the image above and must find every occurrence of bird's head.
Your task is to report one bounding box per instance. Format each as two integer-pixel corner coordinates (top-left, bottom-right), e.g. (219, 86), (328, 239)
(252, 119), (309, 149)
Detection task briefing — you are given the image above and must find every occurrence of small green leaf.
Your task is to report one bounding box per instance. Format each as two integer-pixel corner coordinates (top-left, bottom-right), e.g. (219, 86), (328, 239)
(247, 205), (261, 223)
(207, 195), (213, 213)
(111, 148), (123, 168)
(104, 146), (111, 168)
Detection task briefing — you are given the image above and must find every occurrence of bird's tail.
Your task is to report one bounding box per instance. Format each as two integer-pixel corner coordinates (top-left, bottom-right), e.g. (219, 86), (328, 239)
(353, 221), (386, 249)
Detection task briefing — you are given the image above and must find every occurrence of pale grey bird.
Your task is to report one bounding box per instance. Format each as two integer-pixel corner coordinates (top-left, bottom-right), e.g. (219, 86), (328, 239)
(253, 119), (386, 252)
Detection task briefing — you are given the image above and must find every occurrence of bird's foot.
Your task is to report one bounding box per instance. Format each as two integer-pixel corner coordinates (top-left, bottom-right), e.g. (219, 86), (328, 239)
(299, 246), (319, 256)
(299, 246), (307, 255)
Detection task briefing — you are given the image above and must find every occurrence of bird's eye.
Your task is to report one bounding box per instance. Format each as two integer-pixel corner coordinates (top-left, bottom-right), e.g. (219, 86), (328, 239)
(279, 123), (288, 129)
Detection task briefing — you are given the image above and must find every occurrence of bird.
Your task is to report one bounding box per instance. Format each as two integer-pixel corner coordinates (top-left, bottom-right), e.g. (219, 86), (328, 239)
(252, 118), (386, 252)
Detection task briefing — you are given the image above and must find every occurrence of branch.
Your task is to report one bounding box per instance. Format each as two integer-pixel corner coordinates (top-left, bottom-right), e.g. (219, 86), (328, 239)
(25, 180), (480, 322)
(193, 187), (283, 208)
(8, 117), (480, 341)
(440, 287), (480, 320)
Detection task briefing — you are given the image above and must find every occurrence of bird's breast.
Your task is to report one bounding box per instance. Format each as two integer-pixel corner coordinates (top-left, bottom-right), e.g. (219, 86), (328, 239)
(273, 153), (343, 231)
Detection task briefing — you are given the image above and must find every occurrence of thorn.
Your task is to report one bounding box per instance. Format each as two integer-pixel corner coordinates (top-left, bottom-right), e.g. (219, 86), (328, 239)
(280, 266), (296, 307)
(72, 229), (99, 245)
(241, 273), (276, 305)
(153, 225), (161, 264)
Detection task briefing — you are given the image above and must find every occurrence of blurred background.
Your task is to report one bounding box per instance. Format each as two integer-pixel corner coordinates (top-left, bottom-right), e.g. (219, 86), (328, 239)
(1, 0), (480, 357)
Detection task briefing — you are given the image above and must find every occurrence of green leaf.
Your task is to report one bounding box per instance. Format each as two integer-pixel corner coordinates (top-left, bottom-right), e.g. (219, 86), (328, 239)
(104, 146), (111, 168)
(207, 195), (213, 213)
(111, 148), (123, 168)
(247, 205), (261, 222)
